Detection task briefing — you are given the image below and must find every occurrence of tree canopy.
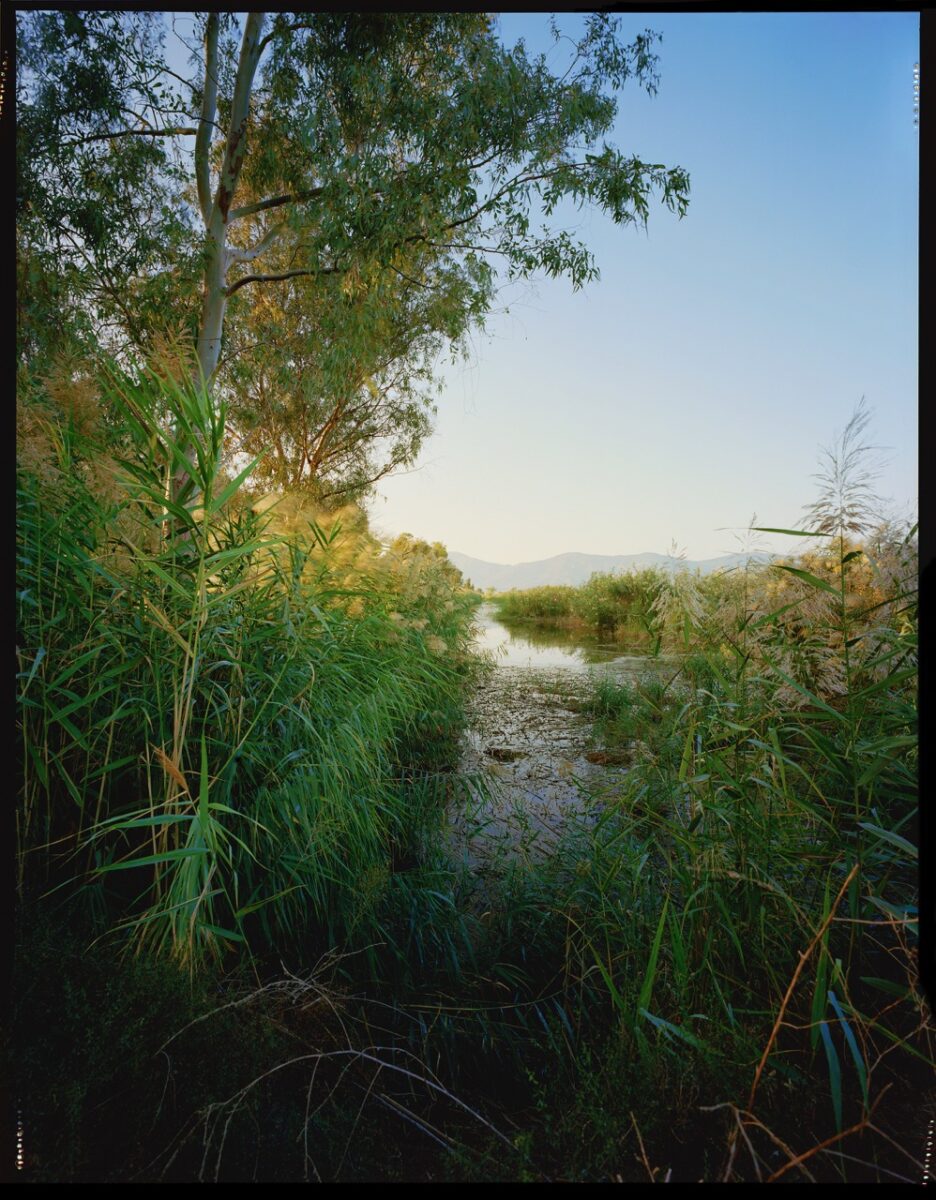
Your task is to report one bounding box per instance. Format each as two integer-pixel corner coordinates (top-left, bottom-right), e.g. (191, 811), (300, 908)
(17, 11), (689, 504)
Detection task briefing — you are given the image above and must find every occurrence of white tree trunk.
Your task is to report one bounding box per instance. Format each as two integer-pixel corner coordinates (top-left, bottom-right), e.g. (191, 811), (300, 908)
(172, 13), (266, 511)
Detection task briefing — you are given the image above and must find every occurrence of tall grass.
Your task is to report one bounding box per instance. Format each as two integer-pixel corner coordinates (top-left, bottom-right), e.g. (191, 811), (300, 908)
(15, 383), (923, 1181)
(451, 414), (922, 1179)
(396, 503), (922, 1179)
(370, 408), (923, 1181)
(16, 363), (478, 967)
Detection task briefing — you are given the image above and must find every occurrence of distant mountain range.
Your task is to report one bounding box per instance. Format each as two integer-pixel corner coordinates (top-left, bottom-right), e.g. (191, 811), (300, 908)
(448, 550), (774, 592)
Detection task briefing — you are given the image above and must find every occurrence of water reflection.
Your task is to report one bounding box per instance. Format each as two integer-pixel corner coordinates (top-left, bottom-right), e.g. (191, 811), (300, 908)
(471, 602), (649, 670)
(454, 603), (673, 871)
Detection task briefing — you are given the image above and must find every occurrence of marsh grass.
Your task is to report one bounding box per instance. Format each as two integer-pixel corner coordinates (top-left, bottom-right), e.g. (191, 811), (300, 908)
(451, 406), (923, 1180)
(354, 405), (924, 1182)
(16, 362), (479, 969)
(15, 386), (923, 1182)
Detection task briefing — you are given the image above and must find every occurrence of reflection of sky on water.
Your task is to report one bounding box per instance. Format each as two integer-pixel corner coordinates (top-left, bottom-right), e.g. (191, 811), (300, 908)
(471, 603), (635, 671)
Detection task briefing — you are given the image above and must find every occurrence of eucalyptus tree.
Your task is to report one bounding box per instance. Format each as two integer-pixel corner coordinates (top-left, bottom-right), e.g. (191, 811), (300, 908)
(17, 11), (690, 504)
(16, 9), (200, 361)
(221, 262), (456, 503)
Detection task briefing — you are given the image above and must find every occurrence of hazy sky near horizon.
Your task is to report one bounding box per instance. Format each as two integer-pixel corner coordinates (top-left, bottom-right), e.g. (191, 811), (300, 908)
(367, 11), (918, 565)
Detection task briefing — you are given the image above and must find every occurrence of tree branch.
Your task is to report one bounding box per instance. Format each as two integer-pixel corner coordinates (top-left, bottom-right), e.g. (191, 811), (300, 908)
(159, 63), (200, 95)
(257, 20), (316, 55)
(226, 222), (286, 265)
(224, 266), (340, 297)
(308, 392), (355, 474)
(229, 188), (325, 221)
(67, 127), (197, 144)
(389, 264), (431, 291)
(316, 458), (406, 502)
(426, 240), (512, 257)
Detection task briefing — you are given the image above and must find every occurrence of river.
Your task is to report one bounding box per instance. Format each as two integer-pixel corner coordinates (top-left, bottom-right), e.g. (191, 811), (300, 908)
(448, 603), (676, 870)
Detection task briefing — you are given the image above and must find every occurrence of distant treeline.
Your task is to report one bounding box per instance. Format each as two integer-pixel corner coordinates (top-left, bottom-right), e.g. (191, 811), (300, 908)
(493, 544), (910, 657)
(495, 571), (670, 646)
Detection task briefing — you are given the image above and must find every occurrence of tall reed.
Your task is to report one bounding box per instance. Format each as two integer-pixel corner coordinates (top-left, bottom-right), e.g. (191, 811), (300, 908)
(16, 363), (477, 967)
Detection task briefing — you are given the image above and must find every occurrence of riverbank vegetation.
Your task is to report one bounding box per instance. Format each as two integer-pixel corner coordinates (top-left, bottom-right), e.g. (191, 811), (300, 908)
(482, 417), (925, 1180)
(16, 370), (924, 1181)
(494, 571), (668, 646)
(17, 361), (479, 960)
(15, 358), (489, 1178)
(15, 10), (923, 1185)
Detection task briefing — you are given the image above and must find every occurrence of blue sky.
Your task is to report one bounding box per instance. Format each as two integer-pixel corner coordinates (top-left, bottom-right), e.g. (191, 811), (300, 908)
(368, 12), (918, 563)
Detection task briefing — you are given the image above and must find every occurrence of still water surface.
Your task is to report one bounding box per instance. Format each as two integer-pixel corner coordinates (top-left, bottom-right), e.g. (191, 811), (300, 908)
(449, 604), (675, 869)
(471, 602), (659, 673)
